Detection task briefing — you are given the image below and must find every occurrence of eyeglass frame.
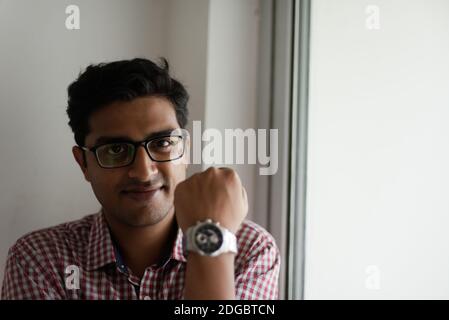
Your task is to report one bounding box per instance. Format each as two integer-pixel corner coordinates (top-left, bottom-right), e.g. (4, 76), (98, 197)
(79, 128), (189, 169)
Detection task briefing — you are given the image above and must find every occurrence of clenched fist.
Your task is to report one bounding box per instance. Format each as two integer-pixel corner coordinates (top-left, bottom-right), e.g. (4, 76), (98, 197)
(174, 167), (248, 234)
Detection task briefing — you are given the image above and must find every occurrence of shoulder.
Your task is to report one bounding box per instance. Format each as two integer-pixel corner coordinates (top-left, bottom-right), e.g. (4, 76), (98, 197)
(236, 220), (277, 248)
(235, 220), (280, 265)
(8, 213), (97, 265)
(233, 220), (281, 299)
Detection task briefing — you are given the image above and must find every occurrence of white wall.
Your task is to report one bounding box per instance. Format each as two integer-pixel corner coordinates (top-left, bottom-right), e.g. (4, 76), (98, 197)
(305, 0), (449, 299)
(165, 0), (262, 224)
(204, 0), (261, 222)
(165, 0), (210, 178)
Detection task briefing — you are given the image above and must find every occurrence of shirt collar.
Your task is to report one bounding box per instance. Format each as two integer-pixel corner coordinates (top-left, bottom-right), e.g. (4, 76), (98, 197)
(85, 209), (186, 271)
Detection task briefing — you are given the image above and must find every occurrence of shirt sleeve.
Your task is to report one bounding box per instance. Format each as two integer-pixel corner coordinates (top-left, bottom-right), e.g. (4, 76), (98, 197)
(1, 241), (65, 300)
(234, 231), (281, 300)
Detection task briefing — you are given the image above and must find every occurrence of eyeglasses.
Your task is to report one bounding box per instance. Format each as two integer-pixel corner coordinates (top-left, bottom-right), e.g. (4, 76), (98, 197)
(80, 128), (189, 169)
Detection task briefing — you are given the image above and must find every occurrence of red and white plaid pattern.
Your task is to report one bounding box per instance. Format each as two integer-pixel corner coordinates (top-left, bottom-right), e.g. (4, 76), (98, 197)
(1, 210), (280, 300)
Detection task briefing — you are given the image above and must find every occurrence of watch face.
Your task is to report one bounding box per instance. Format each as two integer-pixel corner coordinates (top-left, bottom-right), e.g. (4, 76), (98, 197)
(194, 223), (224, 255)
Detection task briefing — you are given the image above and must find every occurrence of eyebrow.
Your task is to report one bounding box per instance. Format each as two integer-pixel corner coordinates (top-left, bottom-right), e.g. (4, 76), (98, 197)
(93, 128), (179, 146)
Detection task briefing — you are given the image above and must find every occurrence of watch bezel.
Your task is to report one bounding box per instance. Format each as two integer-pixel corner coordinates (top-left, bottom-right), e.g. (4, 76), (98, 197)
(183, 219), (237, 257)
(194, 222), (223, 255)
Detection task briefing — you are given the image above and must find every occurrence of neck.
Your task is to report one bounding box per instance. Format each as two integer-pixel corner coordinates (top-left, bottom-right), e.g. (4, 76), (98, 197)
(104, 208), (178, 279)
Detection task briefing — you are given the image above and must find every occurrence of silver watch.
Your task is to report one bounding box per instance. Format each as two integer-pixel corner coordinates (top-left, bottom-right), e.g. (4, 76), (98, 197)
(183, 219), (237, 257)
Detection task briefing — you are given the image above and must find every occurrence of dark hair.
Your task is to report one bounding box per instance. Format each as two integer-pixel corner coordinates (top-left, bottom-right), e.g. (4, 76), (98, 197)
(66, 58), (189, 148)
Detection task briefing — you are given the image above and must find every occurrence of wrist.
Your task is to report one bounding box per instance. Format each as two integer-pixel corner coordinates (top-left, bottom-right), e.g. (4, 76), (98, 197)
(182, 218), (239, 234)
(184, 251), (236, 300)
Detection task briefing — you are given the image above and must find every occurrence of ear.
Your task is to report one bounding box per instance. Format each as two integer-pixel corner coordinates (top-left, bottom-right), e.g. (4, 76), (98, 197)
(72, 146), (91, 182)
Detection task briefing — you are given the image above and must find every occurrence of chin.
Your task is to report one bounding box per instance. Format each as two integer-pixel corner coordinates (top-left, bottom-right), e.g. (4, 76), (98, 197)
(124, 206), (172, 227)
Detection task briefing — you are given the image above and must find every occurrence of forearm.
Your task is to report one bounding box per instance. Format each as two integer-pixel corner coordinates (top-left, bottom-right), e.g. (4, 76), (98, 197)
(184, 252), (236, 300)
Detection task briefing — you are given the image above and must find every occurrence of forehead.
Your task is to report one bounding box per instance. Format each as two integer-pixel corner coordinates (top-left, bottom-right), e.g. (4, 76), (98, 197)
(86, 96), (179, 146)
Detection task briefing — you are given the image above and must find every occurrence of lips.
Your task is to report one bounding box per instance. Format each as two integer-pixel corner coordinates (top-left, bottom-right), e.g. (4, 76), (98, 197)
(122, 186), (163, 202)
(123, 187), (161, 193)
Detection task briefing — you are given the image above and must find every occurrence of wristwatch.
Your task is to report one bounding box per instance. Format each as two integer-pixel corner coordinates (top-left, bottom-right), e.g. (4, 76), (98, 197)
(183, 219), (237, 257)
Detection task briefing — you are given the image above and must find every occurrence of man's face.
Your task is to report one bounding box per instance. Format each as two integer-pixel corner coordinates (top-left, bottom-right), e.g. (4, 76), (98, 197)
(73, 96), (188, 227)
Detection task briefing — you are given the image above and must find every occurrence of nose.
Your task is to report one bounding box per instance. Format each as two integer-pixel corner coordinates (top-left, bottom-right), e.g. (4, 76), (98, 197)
(127, 145), (158, 181)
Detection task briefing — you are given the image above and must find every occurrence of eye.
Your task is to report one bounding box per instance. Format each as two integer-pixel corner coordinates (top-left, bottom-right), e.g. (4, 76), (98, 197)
(107, 144), (127, 155)
(153, 137), (178, 149)
(155, 138), (171, 148)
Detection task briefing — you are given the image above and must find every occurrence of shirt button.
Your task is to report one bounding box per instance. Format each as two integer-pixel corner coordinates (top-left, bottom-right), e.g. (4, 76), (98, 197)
(143, 296), (151, 300)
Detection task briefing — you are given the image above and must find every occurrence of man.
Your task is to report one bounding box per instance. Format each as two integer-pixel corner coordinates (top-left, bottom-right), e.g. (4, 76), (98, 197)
(1, 58), (280, 300)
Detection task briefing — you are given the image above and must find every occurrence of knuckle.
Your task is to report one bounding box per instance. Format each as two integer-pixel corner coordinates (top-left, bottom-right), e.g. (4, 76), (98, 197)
(206, 166), (216, 172)
(226, 169), (240, 183)
(221, 167), (234, 177)
(204, 166), (217, 176)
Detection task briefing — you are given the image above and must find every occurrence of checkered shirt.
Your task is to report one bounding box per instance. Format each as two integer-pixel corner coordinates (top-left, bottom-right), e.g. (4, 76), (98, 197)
(1, 210), (280, 300)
